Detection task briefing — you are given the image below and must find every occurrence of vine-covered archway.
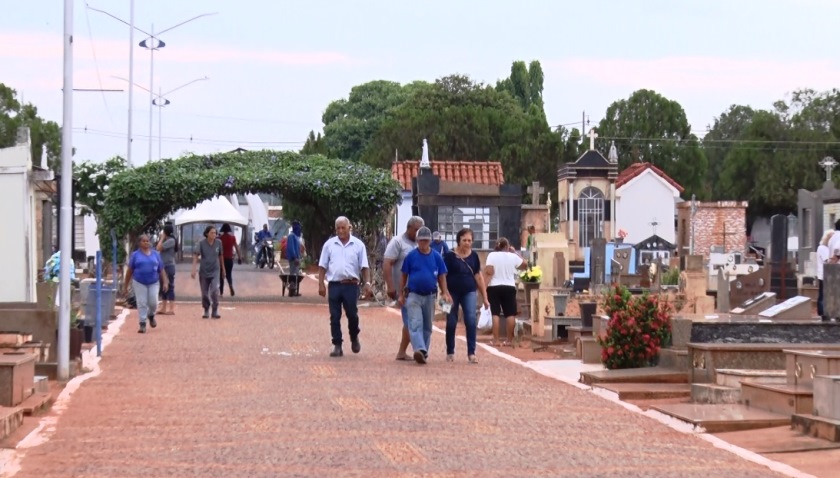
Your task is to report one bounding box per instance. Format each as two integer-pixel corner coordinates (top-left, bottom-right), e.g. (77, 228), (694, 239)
(98, 150), (402, 257)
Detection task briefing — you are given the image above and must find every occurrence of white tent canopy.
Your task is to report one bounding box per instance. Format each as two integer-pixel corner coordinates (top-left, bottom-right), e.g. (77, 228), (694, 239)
(174, 196), (248, 227)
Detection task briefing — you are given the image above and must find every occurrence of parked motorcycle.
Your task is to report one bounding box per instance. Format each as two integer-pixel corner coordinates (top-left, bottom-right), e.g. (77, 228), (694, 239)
(257, 239), (276, 269)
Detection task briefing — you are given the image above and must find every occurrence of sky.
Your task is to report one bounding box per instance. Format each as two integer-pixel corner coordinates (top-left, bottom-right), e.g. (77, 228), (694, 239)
(2, 0), (840, 166)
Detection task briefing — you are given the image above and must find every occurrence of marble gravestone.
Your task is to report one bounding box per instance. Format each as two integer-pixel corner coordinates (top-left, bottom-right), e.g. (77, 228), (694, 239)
(590, 238), (607, 286)
(716, 268), (730, 313)
(769, 214), (796, 299)
(758, 296), (812, 320)
(825, 264), (840, 320)
(728, 265), (771, 307)
(730, 292), (777, 315)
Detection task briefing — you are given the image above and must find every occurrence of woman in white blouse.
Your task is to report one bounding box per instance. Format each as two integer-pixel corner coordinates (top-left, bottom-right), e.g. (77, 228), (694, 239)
(483, 237), (528, 346)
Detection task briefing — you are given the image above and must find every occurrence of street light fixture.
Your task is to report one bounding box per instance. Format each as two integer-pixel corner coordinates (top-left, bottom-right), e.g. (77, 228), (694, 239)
(112, 75), (209, 161)
(86, 4), (217, 165)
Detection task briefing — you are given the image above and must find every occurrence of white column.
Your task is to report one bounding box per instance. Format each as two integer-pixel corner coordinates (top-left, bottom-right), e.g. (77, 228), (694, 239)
(58, 0), (74, 381)
(610, 182), (617, 240)
(568, 181), (575, 242)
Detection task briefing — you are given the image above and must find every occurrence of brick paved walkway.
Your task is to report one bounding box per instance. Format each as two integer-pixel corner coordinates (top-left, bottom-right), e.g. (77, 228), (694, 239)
(7, 276), (792, 477)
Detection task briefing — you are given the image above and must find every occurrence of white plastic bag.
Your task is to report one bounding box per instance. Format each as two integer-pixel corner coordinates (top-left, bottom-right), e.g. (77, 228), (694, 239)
(478, 305), (492, 331)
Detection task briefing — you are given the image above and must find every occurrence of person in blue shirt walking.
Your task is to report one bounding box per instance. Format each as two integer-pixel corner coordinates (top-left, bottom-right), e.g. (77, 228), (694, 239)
(285, 220), (305, 296)
(431, 231), (449, 256)
(124, 234), (169, 334)
(399, 227), (451, 364)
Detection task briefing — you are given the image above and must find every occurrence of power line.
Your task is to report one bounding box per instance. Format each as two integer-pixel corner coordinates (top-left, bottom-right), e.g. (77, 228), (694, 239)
(72, 127), (306, 146)
(600, 135), (840, 145)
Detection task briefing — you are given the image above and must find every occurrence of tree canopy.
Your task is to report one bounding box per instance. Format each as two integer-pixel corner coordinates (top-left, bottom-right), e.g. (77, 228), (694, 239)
(0, 83), (61, 172)
(596, 89), (708, 200)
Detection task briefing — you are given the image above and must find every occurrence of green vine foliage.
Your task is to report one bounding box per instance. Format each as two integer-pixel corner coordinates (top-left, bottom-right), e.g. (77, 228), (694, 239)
(99, 151), (402, 260)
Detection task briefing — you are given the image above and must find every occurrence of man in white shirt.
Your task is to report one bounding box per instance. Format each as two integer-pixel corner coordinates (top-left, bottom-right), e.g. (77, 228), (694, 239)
(318, 216), (372, 357)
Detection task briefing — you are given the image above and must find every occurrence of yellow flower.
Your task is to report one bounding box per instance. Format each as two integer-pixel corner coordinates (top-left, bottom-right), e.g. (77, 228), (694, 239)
(519, 265), (542, 282)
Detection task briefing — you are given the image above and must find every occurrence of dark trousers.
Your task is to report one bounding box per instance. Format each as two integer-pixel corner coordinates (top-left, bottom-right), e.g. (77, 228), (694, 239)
(328, 283), (360, 346)
(221, 258), (234, 293)
(818, 279), (825, 317)
(162, 264), (176, 300)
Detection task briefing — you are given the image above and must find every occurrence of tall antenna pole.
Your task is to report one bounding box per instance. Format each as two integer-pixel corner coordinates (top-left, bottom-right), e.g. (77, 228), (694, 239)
(148, 23), (155, 164)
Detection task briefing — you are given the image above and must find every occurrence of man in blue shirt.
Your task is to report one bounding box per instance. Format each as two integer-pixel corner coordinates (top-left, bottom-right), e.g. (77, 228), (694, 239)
(255, 224), (273, 266)
(285, 221), (305, 296)
(399, 227), (451, 364)
(431, 231), (449, 256)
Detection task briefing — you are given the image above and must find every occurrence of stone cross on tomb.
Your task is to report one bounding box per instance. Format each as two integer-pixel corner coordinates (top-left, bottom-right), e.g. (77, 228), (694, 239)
(820, 156), (838, 182)
(649, 217), (659, 236)
(527, 181), (545, 205)
(587, 128), (598, 151)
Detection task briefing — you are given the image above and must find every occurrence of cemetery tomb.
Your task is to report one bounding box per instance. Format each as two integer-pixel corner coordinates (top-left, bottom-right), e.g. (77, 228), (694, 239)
(757, 296), (812, 321)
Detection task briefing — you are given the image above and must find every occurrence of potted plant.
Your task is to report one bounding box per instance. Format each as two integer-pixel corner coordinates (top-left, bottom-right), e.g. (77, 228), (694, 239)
(519, 266), (543, 310)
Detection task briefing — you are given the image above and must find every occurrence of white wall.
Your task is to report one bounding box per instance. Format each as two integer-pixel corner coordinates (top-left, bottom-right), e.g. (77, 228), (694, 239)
(0, 142), (36, 302)
(395, 191), (412, 235)
(616, 171), (678, 245)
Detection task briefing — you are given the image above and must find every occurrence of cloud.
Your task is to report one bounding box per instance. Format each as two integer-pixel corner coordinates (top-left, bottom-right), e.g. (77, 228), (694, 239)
(547, 56), (840, 94)
(0, 31), (361, 66)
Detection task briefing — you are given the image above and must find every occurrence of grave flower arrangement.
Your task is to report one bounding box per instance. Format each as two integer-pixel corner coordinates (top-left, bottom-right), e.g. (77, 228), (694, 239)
(597, 284), (672, 369)
(519, 265), (542, 283)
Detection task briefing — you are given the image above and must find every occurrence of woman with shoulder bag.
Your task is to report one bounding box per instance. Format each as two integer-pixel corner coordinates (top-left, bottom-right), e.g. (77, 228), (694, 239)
(442, 228), (489, 364)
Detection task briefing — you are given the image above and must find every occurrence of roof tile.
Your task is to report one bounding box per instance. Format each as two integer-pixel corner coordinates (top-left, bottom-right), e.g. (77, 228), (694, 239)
(615, 162), (684, 193)
(390, 160), (506, 190)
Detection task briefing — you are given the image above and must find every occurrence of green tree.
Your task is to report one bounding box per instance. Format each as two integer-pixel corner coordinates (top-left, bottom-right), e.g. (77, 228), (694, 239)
(597, 89), (708, 199)
(495, 60), (545, 112)
(704, 105), (756, 199)
(300, 130), (328, 156)
(73, 156), (128, 219)
(0, 83), (61, 172)
(320, 80), (424, 162)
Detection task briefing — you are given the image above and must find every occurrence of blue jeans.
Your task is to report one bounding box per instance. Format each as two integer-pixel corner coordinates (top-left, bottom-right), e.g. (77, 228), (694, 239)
(328, 283), (360, 346)
(446, 290), (477, 356)
(406, 292), (435, 354)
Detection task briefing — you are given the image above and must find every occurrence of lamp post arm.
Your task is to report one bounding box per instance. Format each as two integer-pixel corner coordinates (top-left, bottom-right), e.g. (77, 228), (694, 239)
(157, 12), (219, 36)
(85, 3), (153, 37)
(163, 77), (209, 97)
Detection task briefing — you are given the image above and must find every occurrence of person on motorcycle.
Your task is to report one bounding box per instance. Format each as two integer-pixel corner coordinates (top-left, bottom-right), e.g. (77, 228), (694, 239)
(255, 224), (273, 266)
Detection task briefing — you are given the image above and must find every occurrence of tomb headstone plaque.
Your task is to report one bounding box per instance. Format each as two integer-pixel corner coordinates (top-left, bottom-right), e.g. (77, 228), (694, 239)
(590, 238), (607, 286)
(716, 268), (730, 313)
(758, 296), (812, 320)
(728, 265), (771, 306)
(730, 292), (777, 315)
(769, 214), (794, 299)
(825, 263), (840, 319)
(553, 252), (567, 287)
(613, 248), (631, 278)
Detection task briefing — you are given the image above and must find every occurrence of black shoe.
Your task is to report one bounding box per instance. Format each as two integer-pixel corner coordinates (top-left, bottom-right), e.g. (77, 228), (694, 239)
(138, 323), (146, 334)
(230, 287), (235, 297)
(330, 345), (343, 357)
(220, 290), (224, 297)
(351, 338), (361, 354)
(413, 350), (427, 364)
(211, 311), (221, 319)
(148, 315), (157, 328)
(202, 309), (209, 319)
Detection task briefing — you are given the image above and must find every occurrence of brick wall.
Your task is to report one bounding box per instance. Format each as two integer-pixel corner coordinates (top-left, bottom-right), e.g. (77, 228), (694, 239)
(676, 201), (748, 258)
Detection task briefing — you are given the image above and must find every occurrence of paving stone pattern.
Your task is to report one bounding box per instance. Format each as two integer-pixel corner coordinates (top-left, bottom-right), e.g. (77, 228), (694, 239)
(12, 276), (786, 477)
